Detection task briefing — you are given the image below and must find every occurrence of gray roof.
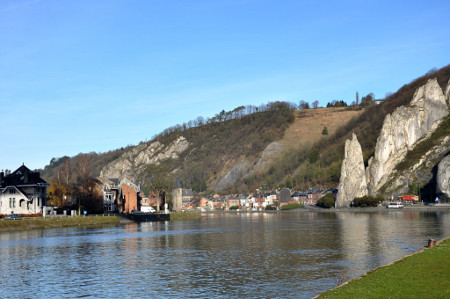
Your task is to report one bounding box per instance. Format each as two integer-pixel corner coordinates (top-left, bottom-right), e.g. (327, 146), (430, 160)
(182, 189), (193, 197)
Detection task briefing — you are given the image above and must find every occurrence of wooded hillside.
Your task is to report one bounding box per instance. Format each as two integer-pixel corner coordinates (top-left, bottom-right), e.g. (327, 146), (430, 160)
(42, 64), (450, 196)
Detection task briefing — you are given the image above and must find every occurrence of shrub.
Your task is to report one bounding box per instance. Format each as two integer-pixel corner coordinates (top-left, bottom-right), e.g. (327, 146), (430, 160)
(352, 196), (382, 207)
(317, 193), (335, 208)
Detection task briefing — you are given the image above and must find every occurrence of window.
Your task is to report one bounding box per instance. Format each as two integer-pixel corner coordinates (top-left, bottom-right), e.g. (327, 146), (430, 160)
(9, 189), (15, 194)
(9, 198), (16, 208)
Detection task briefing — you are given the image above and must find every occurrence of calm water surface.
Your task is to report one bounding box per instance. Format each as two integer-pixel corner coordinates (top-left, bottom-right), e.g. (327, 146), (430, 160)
(1, 210), (449, 298)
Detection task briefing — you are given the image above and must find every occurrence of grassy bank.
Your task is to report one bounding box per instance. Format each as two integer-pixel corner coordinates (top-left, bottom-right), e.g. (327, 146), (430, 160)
(281, 203), (305, 210)
(0, 216), (120, 232)
(318, 237), (450, 298)
(170, 211), (202, 220)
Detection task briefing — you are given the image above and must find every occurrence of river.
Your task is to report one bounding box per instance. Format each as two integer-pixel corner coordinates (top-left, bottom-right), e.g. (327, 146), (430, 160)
(1, 210), (449, 298)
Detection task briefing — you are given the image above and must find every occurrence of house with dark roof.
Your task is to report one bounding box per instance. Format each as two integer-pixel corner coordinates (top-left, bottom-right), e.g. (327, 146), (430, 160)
(0, 165), (49, 215)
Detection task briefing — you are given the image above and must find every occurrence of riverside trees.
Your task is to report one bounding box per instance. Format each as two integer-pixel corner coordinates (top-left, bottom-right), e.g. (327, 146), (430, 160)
(46, 154), (102, 213)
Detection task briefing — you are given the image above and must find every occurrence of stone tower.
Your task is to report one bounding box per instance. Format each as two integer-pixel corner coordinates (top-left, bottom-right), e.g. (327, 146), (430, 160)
(172, 178), (183, 211)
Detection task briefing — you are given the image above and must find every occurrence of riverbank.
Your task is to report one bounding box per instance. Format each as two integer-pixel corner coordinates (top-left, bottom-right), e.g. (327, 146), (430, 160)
(170, 211), (202, 220)
(0, 216), (121, 232)
(305, 203), (450, 212)
(317, 237), (450, 298)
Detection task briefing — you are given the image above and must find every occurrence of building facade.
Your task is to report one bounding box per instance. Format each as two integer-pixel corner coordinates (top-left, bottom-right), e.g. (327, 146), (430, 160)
(0, 165), (49, 215)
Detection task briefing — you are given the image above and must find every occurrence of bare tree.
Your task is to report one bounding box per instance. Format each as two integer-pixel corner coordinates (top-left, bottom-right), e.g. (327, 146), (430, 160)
(142, 164), (174, 211)
(312, 100), (319, 109)
(58, 158), (72, 186)
(75, 154), (91, 185)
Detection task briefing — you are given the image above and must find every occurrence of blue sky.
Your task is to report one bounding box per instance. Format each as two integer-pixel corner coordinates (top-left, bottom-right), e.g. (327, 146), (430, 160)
(1, 0), (449, 171)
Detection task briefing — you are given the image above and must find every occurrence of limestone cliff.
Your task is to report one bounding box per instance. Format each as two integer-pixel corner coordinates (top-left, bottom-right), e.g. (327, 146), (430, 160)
(252, 141), (284, 174)
(446, 78), (450, 104)
(367, 78), (449, 195)
(100, 136), (189, 181)
(335, 133), (368, 208)
(437, 155), (450, 200)
(215, 142), (284, 191)
(215, 159), (251, 192)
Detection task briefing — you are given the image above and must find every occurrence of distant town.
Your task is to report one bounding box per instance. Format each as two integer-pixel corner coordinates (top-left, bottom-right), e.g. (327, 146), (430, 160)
(1, 164), (342, 218)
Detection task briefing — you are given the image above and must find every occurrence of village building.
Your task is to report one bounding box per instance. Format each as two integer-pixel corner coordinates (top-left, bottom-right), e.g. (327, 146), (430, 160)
(95, 177), (143, 214)
(96, 178), (121, 213)
(120, 180), (141, 214)
(277, 188), (292, 207)
(307, 188), (325, 205)
(0, 165), (49, 215)
(172, 178), (194, 211)
(226, 196), (240, 208)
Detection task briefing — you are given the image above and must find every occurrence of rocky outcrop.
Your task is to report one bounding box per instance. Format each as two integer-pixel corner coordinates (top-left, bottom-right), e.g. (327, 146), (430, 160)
(382, 136), (450, 197)
(215, 159), (250, 192)
(437, 155), (450, 200)
(100, 136), (189, 181)
(335, 133), (368, 208)
(367, 78), (448, 195)
(446, 78), (450, 104)
(252, 141), (284, 174)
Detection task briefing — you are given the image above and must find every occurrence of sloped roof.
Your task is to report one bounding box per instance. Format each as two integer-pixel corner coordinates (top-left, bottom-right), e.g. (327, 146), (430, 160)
(176, 178), (182, 188)
(1, 165), (48, 187)
(182, 189), (193, 197)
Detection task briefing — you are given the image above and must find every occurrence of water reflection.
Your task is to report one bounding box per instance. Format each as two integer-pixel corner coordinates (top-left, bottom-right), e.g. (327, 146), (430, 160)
(0, 210), (449, 298)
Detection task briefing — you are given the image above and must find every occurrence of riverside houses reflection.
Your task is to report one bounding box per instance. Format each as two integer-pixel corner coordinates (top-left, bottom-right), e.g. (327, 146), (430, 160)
(0, 210), (449, 298)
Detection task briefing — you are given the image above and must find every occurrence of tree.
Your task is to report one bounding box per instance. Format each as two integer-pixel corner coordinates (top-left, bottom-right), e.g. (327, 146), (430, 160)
(312, 100), (319, 109)
(322, 126), (328, 135)
(299, 101), (310, 110)
(141, 164), (175, 211)
(309, 147), (320, 164)
(317, 193), (335, 208)
(47, 182), (68, 207)
(75, 154), (91, 185)
(74, 154), (92, 214)
(58, 158), (72, 186)
(360, 93), (375, 106)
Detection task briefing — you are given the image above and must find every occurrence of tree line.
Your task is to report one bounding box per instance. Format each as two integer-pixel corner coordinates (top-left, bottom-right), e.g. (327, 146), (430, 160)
(46, 154), (103, 213)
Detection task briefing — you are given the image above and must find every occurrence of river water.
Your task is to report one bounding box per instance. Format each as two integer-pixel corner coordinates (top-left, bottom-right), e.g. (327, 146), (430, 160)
(1, 210), (449, 298)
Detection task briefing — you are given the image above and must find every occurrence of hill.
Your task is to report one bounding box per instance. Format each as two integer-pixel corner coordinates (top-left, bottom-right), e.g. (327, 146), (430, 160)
(41, 64), (450, 200)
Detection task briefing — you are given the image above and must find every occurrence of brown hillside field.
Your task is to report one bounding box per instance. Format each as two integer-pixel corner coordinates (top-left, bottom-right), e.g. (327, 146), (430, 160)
(280, 108), (364, 150)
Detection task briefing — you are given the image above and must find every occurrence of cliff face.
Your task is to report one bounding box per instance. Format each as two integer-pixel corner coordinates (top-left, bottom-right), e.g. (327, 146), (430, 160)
(335, 133), (368, 208)
(437, 155), (450, 200)
(100, 136), (189, 181)
(336, 77), (449, 207)
(367, 78), (449, 195)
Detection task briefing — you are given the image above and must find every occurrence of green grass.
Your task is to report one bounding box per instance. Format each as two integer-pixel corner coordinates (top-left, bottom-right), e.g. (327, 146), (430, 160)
(0, 216), (120, 232)
(319, 238), (450, 298)
(170, 211), (202, 220)
(281, 203), (305, 210)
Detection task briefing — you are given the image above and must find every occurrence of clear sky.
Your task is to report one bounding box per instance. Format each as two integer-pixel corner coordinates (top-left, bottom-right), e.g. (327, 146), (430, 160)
(1, 0), (449, 171)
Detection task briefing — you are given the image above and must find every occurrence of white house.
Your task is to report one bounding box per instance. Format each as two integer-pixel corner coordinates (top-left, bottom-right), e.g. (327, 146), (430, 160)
(0, 165), (49, 215)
